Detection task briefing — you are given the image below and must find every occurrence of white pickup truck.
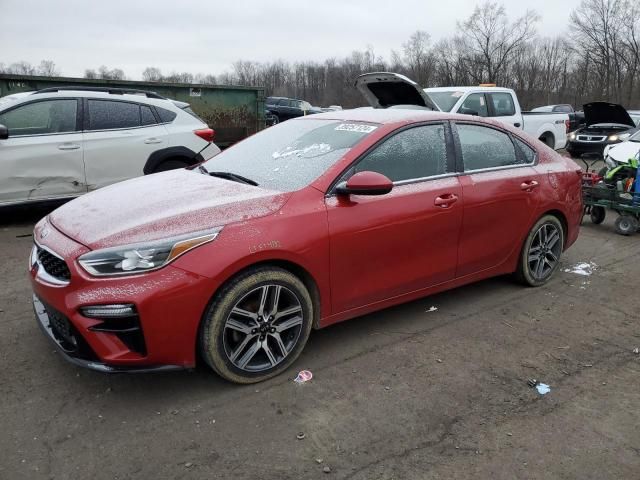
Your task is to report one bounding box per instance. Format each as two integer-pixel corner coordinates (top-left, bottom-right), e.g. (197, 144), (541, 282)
(355, 73), (569, 150)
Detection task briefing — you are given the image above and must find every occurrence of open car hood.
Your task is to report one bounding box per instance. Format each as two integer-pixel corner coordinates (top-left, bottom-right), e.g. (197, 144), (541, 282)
(583, 102), (635, 127)
(355, 72), (439, 111)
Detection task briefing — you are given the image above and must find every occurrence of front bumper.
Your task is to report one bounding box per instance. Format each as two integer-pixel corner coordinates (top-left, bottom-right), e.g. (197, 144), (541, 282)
(30, 220), (219, 372)
(566, 140), (617, 158)
(33, 295), (183, 373)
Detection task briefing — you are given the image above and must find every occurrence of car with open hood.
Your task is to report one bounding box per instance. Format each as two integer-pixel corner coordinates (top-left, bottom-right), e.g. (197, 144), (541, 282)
(566, 102), (639, 158)
(30, 101), (583, 384)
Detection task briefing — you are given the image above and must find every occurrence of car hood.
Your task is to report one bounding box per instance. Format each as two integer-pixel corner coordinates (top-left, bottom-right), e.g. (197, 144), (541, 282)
(607, 140), (640, 163)
(49, 169), (290, 249)
(583, 102), (635, 127)
(355, 72), (440, 110)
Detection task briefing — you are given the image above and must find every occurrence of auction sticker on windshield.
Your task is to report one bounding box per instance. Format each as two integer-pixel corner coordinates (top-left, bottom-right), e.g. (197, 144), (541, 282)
(335, 124), (378, 133)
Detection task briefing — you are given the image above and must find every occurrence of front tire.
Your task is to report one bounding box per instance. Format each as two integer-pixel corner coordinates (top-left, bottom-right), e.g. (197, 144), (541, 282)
(200, 267), (313, 384)
(515, 215), (564, 287)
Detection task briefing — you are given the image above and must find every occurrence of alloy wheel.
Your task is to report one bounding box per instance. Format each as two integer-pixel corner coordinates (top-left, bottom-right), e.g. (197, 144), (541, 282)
(222, 284), (303, 372)
(527, 223), (562, 281)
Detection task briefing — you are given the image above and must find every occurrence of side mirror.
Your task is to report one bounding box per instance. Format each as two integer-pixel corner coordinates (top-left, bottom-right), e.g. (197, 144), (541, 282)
(0, 124), (8, 140)
(459, 107), (479, 116)
(336, 171), (393, 196)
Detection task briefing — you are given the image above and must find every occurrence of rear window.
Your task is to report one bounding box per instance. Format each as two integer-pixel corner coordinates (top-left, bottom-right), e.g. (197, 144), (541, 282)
(156, 107), (177, 123)
(202, 119), (377, 191)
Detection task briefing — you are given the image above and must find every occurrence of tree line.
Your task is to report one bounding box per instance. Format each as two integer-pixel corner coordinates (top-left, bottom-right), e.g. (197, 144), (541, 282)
(2, 0), (640, 110)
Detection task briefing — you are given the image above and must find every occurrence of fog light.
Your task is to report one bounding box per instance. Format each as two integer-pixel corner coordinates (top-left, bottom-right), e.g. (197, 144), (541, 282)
(80, 304), (136, 318)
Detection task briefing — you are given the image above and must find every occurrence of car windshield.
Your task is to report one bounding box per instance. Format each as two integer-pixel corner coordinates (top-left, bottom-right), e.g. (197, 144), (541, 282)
(425, 91), (464, 112)
(631, 114), (640, 127)
(201, 119), (378, 191)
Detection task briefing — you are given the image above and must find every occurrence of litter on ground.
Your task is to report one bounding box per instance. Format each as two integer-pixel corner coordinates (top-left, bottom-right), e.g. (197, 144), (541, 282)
(536, 383), (551, 395)
(294, 370), (313, 384)
(426, 306), (438, 313)
(563, 262), (598, 276)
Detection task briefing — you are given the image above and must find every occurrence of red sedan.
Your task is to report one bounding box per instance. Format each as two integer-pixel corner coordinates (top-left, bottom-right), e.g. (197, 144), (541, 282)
(30, 108), (583, 383)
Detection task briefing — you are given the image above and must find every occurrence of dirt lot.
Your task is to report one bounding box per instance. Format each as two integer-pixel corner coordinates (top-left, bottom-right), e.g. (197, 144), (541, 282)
(1, 204), (639, 480)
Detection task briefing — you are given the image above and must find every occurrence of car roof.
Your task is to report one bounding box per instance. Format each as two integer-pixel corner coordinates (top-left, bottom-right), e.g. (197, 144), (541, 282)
(0, 90), (181, 110)
(296, 108), (487, 125)
(424, 86), (514, 94)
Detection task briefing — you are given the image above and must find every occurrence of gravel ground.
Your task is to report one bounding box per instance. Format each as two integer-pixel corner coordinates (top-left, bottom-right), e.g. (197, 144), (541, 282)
(0, 204), (638, 480)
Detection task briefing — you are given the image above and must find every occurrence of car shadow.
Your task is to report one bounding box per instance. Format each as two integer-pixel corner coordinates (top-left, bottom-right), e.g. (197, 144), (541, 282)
(58, 274), (522, 407)
(0, 202), (64, 228)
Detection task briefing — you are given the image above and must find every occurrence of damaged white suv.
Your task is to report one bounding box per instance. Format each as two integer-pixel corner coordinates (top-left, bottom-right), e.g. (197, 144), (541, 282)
(0, 87), (220, 207)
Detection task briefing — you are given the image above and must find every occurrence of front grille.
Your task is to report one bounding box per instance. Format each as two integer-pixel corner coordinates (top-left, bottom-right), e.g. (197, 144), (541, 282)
(41, 301), (98, 360)
(577, 135), (606, 142)
(37, 247), (71, 281)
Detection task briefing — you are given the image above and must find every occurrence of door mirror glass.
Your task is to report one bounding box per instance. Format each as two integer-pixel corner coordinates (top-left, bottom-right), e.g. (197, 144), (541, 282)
(459, 107), (479, 116)
(336, 171), (393, 196)
(459, 93), (488, 117)
(0, 124), (8, 140)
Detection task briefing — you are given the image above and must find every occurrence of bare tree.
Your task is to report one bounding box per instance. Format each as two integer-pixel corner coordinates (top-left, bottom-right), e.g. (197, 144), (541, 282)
(142, 67), (163, 82)
(36, 60), (59, 76)
(456, 1), (540, 84)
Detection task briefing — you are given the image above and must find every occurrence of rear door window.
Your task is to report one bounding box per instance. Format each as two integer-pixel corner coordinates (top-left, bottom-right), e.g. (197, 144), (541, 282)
(0, 99), (78, 136)
(87, 100), (140, 130)
(156, 107), (177, 123)
(459, 94), (488, 117)
(354, 124), (449, 182)
(489, 93), (516, 116)
(140, 105), (157, 126)
(456, 124), (522, 171)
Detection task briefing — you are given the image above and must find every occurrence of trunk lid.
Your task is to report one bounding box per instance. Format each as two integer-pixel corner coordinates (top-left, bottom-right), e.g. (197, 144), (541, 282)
(355, 72), (439, 111)
(583, 102), (634, 127)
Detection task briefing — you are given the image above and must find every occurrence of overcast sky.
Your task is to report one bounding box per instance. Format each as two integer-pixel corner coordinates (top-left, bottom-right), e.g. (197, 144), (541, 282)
(1, 0), (582, 79)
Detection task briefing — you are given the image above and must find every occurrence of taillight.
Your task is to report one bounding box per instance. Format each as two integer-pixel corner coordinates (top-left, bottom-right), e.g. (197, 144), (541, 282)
(194, 128), (215, 143)
(565, 120), (571, 133)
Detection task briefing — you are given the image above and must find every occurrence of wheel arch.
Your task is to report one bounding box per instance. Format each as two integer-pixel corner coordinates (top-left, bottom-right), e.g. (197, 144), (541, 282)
(143, 146), (199, 174)
(541, 209), (568, 248)
(538, 130), (556, 148)
(205, 258), (323, 330)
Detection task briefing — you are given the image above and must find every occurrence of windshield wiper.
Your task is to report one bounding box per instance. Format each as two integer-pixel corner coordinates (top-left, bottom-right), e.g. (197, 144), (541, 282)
(208, 171), (259, 186)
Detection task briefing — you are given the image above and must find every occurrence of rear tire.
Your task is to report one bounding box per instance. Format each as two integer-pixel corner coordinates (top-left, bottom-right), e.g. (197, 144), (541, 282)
(614, 215), (638, 236)
(515, 215), (564, 287)
(590, 206), (606, 224)
(199, 267), (313, 384)
(153, 158), (190, 173)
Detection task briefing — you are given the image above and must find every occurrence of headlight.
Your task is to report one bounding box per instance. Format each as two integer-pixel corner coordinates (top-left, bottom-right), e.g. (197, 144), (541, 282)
(78, 227), (222, 276)
(608, 133), (630, 142)
(569, 132), (576, 140)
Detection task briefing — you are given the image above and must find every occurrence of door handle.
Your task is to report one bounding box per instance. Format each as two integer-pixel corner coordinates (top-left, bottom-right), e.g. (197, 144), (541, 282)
(58, 143), (80, 150)
(434, 194), (458, 208)
(144, 138), (163, 144)
(514, 122), (521, 128)
(520, 180), (539, 191)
